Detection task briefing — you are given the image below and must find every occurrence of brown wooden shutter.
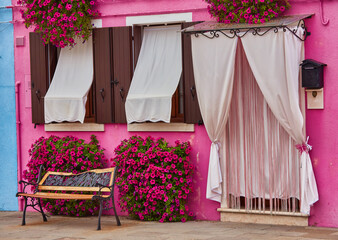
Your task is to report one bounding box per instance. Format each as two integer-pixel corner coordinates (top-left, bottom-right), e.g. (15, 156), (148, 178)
(112, 27), (133, 123)
(182, 22), (203, 124)
(133, 25), (142, 69)
(93, 28), (113, 123)
(29, 32), (49, 124)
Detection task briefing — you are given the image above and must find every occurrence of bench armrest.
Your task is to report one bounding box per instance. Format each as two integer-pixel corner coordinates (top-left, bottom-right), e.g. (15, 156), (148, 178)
(17, 180), (38, 195)
(18, 165), (45, 194)
(19, 180), (36, 185)
(95, 183), (112, 196)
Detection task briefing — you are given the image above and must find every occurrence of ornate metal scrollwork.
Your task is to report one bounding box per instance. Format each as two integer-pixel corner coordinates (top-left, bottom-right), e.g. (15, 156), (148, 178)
(191, 19), (309, 42)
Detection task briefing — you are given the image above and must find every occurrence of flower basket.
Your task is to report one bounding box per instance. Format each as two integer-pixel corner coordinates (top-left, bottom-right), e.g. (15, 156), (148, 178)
(19, 0), (100, 47)
(205, 0), (291, 24)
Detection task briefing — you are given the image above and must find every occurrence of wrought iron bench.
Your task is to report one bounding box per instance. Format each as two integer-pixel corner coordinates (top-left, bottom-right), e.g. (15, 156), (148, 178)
(16, 166), (121, 230)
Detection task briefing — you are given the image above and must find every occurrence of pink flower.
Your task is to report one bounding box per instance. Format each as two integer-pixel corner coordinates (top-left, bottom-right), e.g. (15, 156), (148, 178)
(66, 3), (72, 10)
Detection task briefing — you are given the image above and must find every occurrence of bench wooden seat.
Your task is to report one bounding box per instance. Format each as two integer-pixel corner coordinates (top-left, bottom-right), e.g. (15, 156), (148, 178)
(16, 166), (121, 230)
(17, 192), (111, 200)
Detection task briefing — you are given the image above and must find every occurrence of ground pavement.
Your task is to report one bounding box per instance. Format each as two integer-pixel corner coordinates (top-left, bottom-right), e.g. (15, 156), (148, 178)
(0, 211), (337, 240)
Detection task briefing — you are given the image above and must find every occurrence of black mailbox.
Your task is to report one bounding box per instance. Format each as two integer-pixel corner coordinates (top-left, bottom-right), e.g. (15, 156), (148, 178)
(300, 59), (327, 89)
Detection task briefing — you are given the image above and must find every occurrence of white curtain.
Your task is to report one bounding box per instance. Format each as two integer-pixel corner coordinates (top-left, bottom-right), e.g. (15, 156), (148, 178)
(241, 28), (318, 214)
(191, 32), (238, 202)
(227, 41), (300, 211)
(45, 37), (93, 123)
(191, 27), (318, 214)
(125, 25), (182, 124)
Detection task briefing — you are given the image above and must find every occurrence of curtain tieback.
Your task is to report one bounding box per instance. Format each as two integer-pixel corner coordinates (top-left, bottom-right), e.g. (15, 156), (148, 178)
(212, 140), (221, 153)
(212, 140), (220, 146)
(296, 136), (312, 153)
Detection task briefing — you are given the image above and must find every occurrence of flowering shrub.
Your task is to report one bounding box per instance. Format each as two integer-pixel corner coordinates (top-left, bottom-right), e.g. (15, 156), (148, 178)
(24, 135), (108, 216)
(18, 0), (100, 47)
(205, 0), (290, 24)
(113, 136), (194, 222)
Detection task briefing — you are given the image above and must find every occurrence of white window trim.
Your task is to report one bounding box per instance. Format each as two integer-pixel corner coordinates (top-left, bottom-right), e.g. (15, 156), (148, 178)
(126, 12), (192, 26)
(91, 19), (102, 28)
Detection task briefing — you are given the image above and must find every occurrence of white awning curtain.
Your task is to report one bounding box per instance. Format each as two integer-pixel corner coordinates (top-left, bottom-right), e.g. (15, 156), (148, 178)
(44, 36), (93, 124)
(125, 25), (182, 123)
(191, 28), (318, 214)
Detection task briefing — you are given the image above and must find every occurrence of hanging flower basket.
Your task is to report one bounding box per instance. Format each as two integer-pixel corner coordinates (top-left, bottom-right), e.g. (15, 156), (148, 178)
(204, 0), (291, 24)
(18, 0), (100, 48)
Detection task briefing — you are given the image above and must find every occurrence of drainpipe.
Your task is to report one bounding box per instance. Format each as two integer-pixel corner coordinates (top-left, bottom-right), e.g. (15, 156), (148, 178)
(15, 81), (23, 211)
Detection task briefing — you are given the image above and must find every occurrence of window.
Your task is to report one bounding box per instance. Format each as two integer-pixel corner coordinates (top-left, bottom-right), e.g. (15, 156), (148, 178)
(29, 23), (202, 125)
(29, 28), (133, 124)
(132, 22), (202, 124)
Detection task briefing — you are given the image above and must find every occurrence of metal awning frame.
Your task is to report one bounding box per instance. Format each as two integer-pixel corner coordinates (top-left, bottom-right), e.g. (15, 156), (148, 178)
(183, 14), (313, 42)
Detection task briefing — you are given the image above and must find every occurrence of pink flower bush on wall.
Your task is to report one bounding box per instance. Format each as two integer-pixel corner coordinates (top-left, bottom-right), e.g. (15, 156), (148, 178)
(205, 0), (290, 24)
(24, 135), (108, 216)
(18, 0), (100, 47)
(113, 136), (194, 222)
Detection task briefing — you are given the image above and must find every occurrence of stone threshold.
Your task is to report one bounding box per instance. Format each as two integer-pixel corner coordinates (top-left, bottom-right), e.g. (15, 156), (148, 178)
(218, 208), (309, 227)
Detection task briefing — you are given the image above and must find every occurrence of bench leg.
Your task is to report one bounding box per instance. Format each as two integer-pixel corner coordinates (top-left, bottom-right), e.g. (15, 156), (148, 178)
(38, 198), (47, 222)
(111, 195), (121, 226)
(22, 197), (28, 226)
(97, 200), (103, 231)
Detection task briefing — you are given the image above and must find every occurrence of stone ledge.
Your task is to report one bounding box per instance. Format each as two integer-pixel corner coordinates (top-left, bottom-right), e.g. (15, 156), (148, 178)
(127, 122), (194, 132)
(218, 208), (308, 227)
(45, 123), (104, 132)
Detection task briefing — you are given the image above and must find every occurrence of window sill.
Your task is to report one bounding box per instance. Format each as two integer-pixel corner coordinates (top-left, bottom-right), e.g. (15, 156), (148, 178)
(44, 123), (104, 132)
(127, 122), (194, 132)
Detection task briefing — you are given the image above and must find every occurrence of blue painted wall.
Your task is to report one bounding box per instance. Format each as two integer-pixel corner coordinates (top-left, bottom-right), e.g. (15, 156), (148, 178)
(0, 0), (18, 211)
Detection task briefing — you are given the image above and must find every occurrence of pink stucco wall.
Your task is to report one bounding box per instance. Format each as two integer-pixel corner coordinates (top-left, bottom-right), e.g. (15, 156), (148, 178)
(11, 0), (338, 227)
(286, 1), (338, 228)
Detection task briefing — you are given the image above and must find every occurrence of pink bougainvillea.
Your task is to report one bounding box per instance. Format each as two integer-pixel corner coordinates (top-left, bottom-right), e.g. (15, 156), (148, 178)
(18, 0), (100, 47)
(113, 136), (194, 223)
(24, 135), (108, 216)
(204, 0), (290, 24)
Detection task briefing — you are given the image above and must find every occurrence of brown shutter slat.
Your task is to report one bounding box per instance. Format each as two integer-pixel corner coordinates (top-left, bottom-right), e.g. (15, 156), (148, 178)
(93, 28), (113, 123)
(29, 32), (48, 124)
(133, 25), (142, 69)
(112, 27), (133, 123)
(182, 22), (203, 124)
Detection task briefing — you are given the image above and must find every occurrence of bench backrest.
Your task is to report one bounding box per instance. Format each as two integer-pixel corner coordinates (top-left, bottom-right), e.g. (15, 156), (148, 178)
(38, 168), (115, 193)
